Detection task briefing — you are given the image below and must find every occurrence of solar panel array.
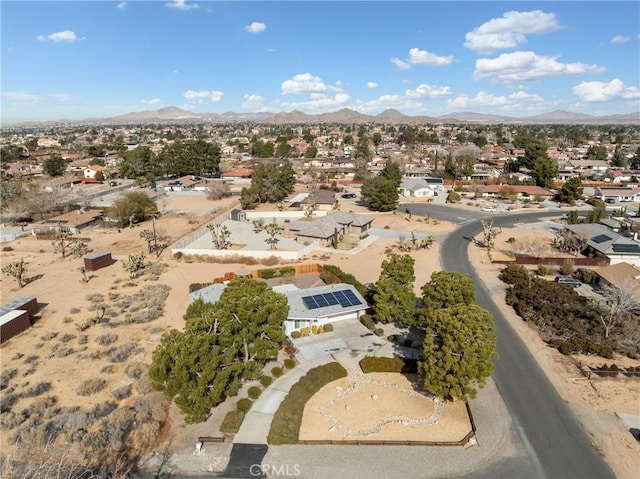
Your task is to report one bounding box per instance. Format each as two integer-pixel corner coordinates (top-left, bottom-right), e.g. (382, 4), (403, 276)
(302, 289), (362, 310)
(592, 234), (612, 244)
(612, 243), (640, 253)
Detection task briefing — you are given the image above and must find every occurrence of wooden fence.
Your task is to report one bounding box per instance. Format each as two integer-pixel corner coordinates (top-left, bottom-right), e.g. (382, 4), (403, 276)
(492, 256), (610, 266)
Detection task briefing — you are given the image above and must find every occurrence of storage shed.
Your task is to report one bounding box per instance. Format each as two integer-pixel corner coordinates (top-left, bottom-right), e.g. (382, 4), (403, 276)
(1, 309), (31, 344)
(0, 296), (38, 317)
(84, 252), (113, 271)
(229, 209), (246, 222)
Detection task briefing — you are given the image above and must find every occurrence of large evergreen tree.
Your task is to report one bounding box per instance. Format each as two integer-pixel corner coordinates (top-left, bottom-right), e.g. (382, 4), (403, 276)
(361, 161), (401, 212)
(419, 304), (497, 401)
(240, 161), (296, 209)
(373, 254), (416, 325)
(420, 271), (476, 313)
(559, 177), (583, 205)
(149, 279), (288, 423)
(158, 139), (221, 177)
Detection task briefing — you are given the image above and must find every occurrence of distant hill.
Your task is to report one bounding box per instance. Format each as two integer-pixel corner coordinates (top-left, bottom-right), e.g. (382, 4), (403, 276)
(6, 107), (640, 127)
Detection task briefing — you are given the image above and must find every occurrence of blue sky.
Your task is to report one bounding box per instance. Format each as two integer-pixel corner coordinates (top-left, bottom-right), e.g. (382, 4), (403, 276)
(2, 1), (639, 123)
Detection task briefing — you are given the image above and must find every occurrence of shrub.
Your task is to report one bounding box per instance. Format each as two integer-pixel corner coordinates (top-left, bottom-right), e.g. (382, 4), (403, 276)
(321, 265), (368, 297)
(40, 332), (57, 341)
(360, 314), (375, 331)
(77, 378), (107, 396)
(283, 359), (295, 370)
(323, 323), (334, 332)
(95, 333), (118, 346)
(559, 260), (574, 276)
(0, 393), (19, 412)
(260, 376), (273, 387)
(60, 333), (76, 343)
(105, 343), (140, 362)
(387, 334), (398, 343)
(447, 191), (461, 203)
(69, 307), (81, 315)
(111, 384), (132, 400)
(271, 367), (283, 378)
(359, 356), (418, 374)
(0, 368), (18, 390)
(290, 331), (301, 339)
(237, 398), (253, 412)
(499, 263), (531, 285)
(268, 362), (347, 445)
(220, 410), (245, 433)
(374, 328), (384, 337)
(535, 265), (549, 276)
(248, 386), (262, 399)
(124, 362), (146, 379)
(22, 382), (51, 398)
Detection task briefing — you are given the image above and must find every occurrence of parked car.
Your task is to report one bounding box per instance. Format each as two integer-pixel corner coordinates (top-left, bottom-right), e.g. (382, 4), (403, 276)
(481, 206), (496, 212)
(554, 275), (582, 288)
(341, 193), (357, 199)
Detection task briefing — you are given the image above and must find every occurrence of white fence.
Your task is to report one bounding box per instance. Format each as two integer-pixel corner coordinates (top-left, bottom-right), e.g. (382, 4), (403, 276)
(172, 240), (319, 261)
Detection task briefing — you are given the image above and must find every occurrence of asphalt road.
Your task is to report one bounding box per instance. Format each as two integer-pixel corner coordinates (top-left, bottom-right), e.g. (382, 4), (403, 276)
(430, 206), (615, 479)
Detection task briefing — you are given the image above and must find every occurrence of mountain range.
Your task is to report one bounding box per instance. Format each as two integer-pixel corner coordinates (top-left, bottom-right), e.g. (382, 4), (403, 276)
(8, 106), (640, 127)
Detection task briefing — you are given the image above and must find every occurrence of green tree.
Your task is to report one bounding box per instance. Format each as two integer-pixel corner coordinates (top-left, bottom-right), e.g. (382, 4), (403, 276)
(158, 140), (221, 177)
(361, 176), (399, 211)
(419, 304), (497, 401)
(2, 258), (27, 288)
(559, 177), (583, 205)
(107, 191), (157, 227)
(585, 145), (608, 161)
(373, 254), (416, 325)
(522, 140), (558, 188)
(585, 205), (607, 224)
(240, 162), (296, 209)
(304, 145), (318, 158)
(42, 154), (68, 177)
(149, 279), (288, 423)
(566, 210), (580, 225)
(499, 186), (518, 202)
(420, 271), (476, 313)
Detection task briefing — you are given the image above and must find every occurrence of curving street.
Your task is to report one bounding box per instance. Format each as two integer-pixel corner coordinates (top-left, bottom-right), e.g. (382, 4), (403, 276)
(410, 203), (615, 479)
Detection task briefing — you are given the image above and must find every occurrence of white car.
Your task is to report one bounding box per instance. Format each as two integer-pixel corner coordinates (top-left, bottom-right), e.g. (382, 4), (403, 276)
(481, 206), (496, 212)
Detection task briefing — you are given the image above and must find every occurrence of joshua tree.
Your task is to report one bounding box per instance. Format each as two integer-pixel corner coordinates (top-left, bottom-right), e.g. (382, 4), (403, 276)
(480, 218), (502, 262)
(2, 258), (27, 288)
(264, 221), (282, 250)
(51, 225), (73, 258)
(207, 223), (231, 249)
(140, 229), (155, 254)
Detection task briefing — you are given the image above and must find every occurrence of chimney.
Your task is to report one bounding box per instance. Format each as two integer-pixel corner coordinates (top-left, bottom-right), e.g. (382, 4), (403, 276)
(283, 219), (291, 239)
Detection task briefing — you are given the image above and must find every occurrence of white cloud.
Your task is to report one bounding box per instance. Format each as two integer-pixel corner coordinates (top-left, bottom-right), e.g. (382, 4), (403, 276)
(407, 48), (454, 66)
(165, 0), (199, 10)
(37, 30), (80, 43)
(390, 57), (411, 70)
(281, 73), (342, 95)
(572, 78), (640, 102)
(146, 98), (162, 105)
(405, 83), (452, 99)
(391, 48), (453, 70)
(279, 92), (350, 112)
(2, 91), (40, 102)
(353, 95), (423, 115)
(464, 10), (561, 53)
(448, 91), (509, 109)
(244, 22), (266, 33)
(474, 51), (606, 82)
(507, 91), (543, 102)
(117, 2), (126, 9)
(183, 90), (223, 102)
(242, 93), (266, 110)
(49, 93), (73, 101)
(367, 82), (378, 89)
(611, 35), (630, 44)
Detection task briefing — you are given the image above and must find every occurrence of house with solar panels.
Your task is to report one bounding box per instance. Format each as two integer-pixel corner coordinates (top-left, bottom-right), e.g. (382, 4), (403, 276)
(189, 282), (368, 335)
(564, 223), (640, 266)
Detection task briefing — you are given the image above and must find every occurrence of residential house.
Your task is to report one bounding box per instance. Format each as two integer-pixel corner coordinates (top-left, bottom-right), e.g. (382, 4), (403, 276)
(482, 185), (555, 200)
(189, 282), (368, 336)
(84, 165), (105, 179)
(564, 223), (640, 266)
(38, 209), (104, 234)
(299, 189), (336, 211)
(164, 175), (207, 192)
(593, 262), (640, 288)
(594, 187), (640, 203)
(287, 211), (374, 246)
(400, 178), (435, 198)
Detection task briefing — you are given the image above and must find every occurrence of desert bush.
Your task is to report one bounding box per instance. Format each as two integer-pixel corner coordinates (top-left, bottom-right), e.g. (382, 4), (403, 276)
(237, 398), (253, 412)
(499, 263), (531, 285)
(52, 347), (75, 358)
(0, 393), (19, 412)
(0, 410), (27, 429)
(559, 260), (575, 276)
(260, 376), (273, 387)
(360, 314), (375, 331)
(290, 331), (301, 339)
(77, 378), (107, 396)
(96, 333), (118, 346)
(111, 384), (132, 400)
(283, 359), (295, 369)
(40, 332), (58, 341)
(136, 375), (153, 395)
(22, 382), (51, 398)
(60, 333), (76, 343)
(248, 386), (262, 399)
(374, 328), (384, 337)
(78, 335), (88, 345)
(535, 265), (549, 276)
(23, 396), (58, 418)
(101, 365), (114, 374)
(11, 419), (59, 447)
(359, 356), (418, 374)
(0, 368), (18, 390)
(321, 265), (368, 297)
(105, 343), (141, 363)
(69, 307), (81, 314)
(24, 355), (39, 364)
(124, 362), (146, 379)
(12, 353), (24, 360)
(323, 323), (334, 332)
(220, 410), (244, 433)
(2, 246), (13, 251)
(271, 367), (283, 378)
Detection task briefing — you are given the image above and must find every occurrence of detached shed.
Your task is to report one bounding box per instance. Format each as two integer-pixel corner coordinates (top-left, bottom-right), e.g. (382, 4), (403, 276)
(0, 296), (38, 317)
(84, 252), (113, 272)
(1, 310), (31, 344)
(229, 209), (246, 222)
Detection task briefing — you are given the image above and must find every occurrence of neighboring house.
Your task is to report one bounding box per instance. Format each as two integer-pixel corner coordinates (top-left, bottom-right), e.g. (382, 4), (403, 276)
(424, 177), (445, 192)
(164, 175), (207, 192)
(41, 177), (84, 192)
(594, 262), (640, 288)
(84, 165), (105, 179)
(567, 159), (609, 176)
(299, 189), (336, 211)
(288, 212), (374, 246)
(38, 209), (104, 234)
(400, 179), (435, 198)
(482, 185), (555, 199)
(4, 163), (32, 176)
(565, 223), (640, 266)
(189, 282), (368, 336)
(221, 167), (253, 182)
(593, 187), (640, 203)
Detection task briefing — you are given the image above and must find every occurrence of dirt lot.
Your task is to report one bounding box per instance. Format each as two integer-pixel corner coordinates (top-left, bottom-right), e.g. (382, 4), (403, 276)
(1, 192), (639, 477)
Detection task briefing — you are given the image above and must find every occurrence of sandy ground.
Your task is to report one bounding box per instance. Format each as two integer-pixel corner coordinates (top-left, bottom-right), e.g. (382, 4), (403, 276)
(299, 373), (471, 443)
(2, 191), (639, 476)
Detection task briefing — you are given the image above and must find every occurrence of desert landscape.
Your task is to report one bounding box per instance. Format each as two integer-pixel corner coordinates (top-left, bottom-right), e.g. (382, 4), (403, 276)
(1, 191), (639, 477)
